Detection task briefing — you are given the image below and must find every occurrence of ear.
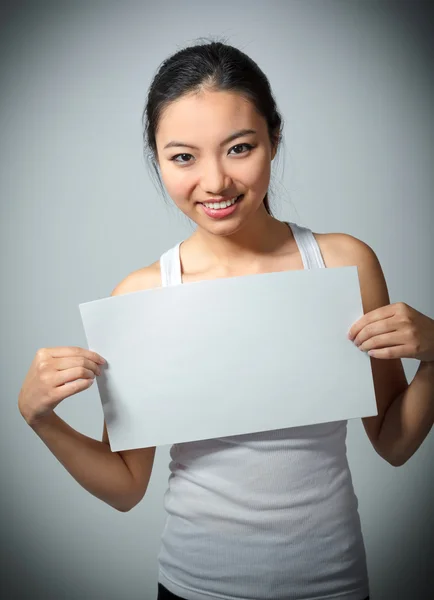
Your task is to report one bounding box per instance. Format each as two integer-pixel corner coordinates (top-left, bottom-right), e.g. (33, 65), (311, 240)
(270, 129), (280, 160)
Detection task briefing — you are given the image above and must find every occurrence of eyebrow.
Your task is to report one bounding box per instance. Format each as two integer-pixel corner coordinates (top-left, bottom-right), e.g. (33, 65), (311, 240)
(163, 128), (257, 150)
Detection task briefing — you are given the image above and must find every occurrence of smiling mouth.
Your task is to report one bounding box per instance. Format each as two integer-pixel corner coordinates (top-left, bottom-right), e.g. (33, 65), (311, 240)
(198, 194), (243, 209)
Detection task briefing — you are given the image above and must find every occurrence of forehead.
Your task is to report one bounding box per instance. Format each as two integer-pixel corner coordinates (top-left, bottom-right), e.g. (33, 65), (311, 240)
(156, 90), (264, 144)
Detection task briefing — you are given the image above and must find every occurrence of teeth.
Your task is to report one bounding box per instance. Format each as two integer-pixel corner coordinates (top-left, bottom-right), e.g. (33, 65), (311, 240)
(203, 196), (239, 209)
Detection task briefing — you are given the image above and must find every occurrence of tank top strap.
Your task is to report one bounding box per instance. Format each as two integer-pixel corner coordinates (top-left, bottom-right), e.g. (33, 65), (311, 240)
(287, 221), (326, 269)
(159, 242), (182, 287)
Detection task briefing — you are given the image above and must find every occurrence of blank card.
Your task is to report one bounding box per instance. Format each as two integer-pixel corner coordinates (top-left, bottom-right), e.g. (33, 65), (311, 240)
(78, 266), (377, 452)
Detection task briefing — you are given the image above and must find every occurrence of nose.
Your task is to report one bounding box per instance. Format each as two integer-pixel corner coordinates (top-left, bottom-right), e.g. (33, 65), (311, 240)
(200, 159), (233, 196)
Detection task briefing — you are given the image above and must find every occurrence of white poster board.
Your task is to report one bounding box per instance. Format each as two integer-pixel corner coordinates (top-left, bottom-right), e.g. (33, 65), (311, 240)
(79, 266), (377, 451)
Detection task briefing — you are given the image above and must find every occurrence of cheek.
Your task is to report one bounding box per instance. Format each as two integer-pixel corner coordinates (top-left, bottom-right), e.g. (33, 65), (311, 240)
(237, 151), (271, 188)
(160, 166), (194, 201)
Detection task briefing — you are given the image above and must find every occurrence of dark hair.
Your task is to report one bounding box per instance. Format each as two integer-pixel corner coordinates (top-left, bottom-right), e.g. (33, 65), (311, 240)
(142, 38), (283, 217)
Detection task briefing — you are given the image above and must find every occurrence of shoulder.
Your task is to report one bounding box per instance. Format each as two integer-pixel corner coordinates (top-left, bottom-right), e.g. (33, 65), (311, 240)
(314, 231), (379, 270)
(314, 231), (389, 312)
(110, 260), (162, 296)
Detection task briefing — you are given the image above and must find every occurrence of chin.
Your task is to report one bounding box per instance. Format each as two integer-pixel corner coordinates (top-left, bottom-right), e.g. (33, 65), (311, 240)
(197, 215), (252, 237)
(205, 222), (245, 237)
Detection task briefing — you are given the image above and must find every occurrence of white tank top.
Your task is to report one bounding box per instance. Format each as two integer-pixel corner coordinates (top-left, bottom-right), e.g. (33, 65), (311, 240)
(157, 222), (370, 600)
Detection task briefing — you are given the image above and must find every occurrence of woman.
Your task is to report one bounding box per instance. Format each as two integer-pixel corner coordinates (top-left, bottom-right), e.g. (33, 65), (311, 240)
(19, 41), (434, 600)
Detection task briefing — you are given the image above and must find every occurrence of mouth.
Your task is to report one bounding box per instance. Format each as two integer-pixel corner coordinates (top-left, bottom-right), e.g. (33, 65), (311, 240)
(198, 194), (244, 219)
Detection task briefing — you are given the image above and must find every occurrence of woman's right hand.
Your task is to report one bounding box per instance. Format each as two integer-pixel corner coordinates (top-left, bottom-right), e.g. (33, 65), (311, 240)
(18, 347), (107, 426)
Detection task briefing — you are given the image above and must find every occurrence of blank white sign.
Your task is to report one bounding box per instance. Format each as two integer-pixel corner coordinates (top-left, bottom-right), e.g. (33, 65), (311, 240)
(78, 266), (377, 452)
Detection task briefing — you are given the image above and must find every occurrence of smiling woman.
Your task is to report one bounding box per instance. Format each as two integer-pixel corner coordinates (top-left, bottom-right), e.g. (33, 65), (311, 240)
(18, 34), (434, 600)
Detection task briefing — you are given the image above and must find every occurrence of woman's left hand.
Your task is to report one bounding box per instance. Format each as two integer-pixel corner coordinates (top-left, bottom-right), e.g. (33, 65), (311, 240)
(347, 302), (434, 363)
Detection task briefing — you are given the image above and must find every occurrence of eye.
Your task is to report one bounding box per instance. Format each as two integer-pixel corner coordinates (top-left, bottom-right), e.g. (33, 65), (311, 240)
(228, 143), (255, 155)
(169, 143), (255, 166)
(170, 153), (194, 165)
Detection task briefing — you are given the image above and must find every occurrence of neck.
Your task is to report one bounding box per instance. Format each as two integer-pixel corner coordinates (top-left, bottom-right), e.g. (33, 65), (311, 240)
(190, 210), (292, 268)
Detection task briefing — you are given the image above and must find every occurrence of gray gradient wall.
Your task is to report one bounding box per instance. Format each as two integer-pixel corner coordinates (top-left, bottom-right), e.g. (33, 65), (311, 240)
(1, 1), (433, 598)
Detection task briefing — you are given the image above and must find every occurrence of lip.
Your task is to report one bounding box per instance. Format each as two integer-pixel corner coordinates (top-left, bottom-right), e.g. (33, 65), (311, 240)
(199, 194), (243, 219)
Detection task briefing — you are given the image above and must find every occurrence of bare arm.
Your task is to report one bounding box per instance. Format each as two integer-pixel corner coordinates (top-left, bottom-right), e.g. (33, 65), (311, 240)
(337, 233), (434, 465)
(22, 264), (160, 511)
(28, 411), (146, 512)
(374, 360), (434, 466)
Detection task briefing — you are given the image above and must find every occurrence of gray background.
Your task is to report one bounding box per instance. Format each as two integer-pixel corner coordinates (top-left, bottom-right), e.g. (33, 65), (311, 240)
(1, 0), (433, 598)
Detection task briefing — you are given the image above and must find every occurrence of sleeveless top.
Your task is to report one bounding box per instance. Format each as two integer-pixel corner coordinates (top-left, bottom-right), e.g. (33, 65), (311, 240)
(157, 222), (370, 600)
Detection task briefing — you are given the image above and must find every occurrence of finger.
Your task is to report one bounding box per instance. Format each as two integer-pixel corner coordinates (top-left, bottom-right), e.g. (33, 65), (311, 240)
(50, 377), (95, 403)
(348, 306), (396, 340)
(367, 345), (409, 359)
(46, 346), (106, 365)
(353, 319), (397, 347)
(55, 356), (102, 375)
(52, 366), (97, 388)
(358, 331), (405, 352)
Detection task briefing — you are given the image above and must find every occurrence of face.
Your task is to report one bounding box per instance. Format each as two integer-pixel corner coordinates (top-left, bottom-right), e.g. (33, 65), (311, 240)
(155, 89), (277, 236)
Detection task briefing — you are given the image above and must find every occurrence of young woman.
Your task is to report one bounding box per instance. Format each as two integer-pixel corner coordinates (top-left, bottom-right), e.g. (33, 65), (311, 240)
(19, 41), (434, 600)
